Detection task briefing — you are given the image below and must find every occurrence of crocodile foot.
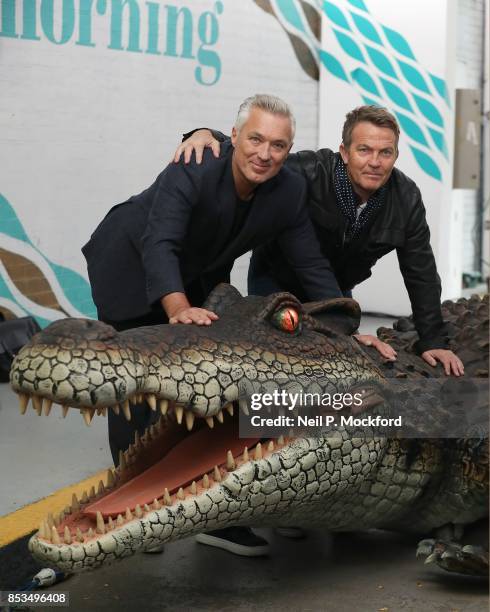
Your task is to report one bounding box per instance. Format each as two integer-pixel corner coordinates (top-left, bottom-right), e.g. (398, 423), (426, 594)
(416, 538), (489, 577)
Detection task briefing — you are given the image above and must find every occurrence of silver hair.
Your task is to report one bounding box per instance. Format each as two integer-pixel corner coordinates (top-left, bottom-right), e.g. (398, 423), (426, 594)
(235, 94), (296, 140)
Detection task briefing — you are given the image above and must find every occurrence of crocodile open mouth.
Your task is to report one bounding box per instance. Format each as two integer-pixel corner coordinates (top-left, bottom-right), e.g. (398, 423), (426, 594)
(16, 393), (286, 547)
(16, 383), (382, 548)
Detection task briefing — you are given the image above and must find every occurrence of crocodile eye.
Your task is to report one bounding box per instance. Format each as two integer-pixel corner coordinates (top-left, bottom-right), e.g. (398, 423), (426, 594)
(272, 307), (300, 333)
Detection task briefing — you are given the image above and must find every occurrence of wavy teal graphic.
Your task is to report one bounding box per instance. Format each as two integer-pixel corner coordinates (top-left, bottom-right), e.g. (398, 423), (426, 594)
(262, 0), (450, 181)
(0, 193), (96, 326)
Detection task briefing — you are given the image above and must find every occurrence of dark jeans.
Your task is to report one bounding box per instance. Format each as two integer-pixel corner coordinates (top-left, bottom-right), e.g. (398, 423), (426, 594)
(101, 310), (167, 466)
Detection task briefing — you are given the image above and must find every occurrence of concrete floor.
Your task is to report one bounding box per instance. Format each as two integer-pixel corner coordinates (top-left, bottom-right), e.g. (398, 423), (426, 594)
(39, 530), (489, 611)
(1, 314), (488, 611)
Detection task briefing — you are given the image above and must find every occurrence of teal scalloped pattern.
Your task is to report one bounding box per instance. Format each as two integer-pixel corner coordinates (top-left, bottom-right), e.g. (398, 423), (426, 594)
(266, 0), (450, 181)
(0, 193), (96, 326)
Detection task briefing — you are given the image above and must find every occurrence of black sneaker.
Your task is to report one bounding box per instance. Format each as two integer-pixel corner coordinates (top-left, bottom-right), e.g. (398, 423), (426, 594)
(195, 527), (269, 556)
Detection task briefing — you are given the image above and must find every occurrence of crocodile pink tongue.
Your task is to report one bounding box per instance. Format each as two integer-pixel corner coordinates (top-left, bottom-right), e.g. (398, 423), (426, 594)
(83, 418), (259, 519)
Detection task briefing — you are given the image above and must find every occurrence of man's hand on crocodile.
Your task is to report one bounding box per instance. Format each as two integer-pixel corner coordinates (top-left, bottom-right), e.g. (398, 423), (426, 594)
(421, 349), (464, 377)
(353, 334), (397, 361)
(173, 129), (221, 164)
(162, 292), (219, 326)
(169, 307), (219, 326)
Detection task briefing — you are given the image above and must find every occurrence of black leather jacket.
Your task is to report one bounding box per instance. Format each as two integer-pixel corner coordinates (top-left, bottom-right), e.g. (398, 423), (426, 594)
(194, 132), (448, 353)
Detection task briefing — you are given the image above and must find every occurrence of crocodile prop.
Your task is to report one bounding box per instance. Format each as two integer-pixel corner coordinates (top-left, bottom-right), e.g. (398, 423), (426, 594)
(9, 284), (489, 576)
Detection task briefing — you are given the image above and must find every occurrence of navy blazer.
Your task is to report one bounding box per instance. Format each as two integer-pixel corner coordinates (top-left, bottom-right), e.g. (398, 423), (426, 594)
(82, 142), (340, 321)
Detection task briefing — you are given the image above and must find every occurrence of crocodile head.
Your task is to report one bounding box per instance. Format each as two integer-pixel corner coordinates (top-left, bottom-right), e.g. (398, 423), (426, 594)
(10, 284), (389, 572)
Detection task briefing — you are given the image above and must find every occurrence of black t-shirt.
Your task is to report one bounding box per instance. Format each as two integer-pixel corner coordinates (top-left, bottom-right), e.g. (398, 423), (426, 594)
(229, 196), (252, 238)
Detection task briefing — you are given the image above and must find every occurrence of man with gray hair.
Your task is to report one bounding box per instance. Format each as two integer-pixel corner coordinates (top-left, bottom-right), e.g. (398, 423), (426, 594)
(176, 104), (464, 377)
(82, 93), (341, 555)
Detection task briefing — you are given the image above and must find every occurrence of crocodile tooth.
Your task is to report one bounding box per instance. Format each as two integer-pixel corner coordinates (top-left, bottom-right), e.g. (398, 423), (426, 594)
(144, 504), (151, 513)
(61, 405), (69, 418)
(159, 399), (169, 415)
(43, 399), (53, 416)
(96, 511), (105, 534)
(267, 441), (274, 452)
(225, 403), (234, 416)
(89, 486), (96, 500)
(153, 498), (161, 510)
(278, 435), (285, 446)
(133, 430), (141, 449)
(82, 408), (95, 426)
(101, 407), (107, 417)
(206, 417), (214, 429)
(254, 442), (263, 460)
(125, 507), (133, 521)
(64, 526), (72, 544)
(106, 469), (115, 488)
(123, 450), (130, 466)
(43, 521), (51, 541)
(135, 504), (143, 518)
(53, 513), (60, 527)
(108, 517), (114, 530)
(81, 490), (89, 504)
(216, 410), (224, 424)
(202, 474), (210, 489)
(424, 552), (438, 565)
(177, 487), (185, 500)
(18, 393), (29, 414)
(190, 481), (197, 495)
(47, 513), (55, 529)
(51, 526), (61, 546)
(76, 528), (84, 542)
(175, 405), (184, 425)
(130, 395), (138, 406)
(239, 398), (249, 416)
(32, 396), (42, 415)
(226, 450), (235, 470)
(119, 450), (127, 471)
(185, 411), (195, 431)
(138, 394), (144, 403)
(116, 514), (124, 526)
(213, 466), (222, 482)
(71, 493), (80, 512)
(97, 480), (105, 495)
(243, 447), (249, 462)
(112, 404), (120, 416)
(163, 488), (172, 505)
(147, 394), (157, 411)
(38, 521), (46, 538)
(122, 400), (131, 421)
(87, 528), (94, 538)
